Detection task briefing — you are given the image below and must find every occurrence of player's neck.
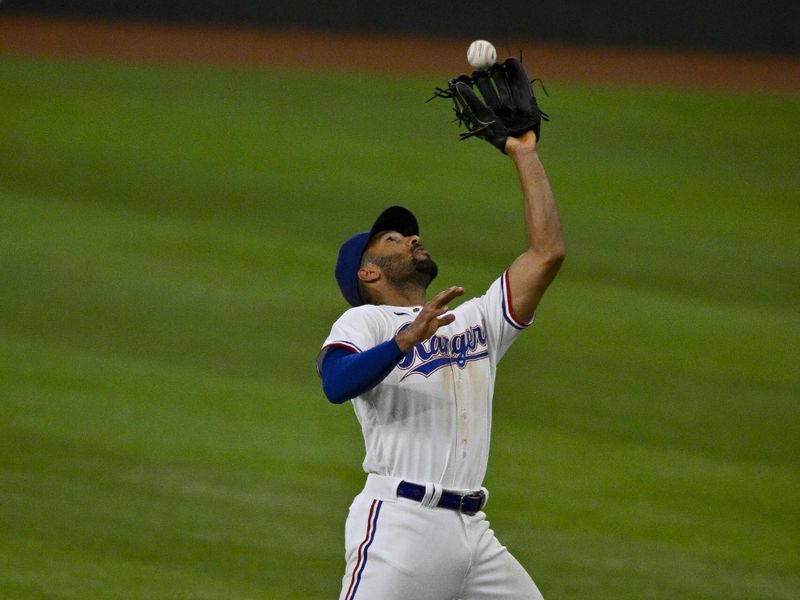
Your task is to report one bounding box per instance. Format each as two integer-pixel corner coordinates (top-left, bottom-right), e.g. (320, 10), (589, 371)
(374, 283), (426, 307)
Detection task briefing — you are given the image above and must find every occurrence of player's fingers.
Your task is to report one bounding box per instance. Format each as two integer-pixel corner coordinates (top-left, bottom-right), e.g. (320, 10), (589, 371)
(417, 306), (449, 329)
(436, 313), (456, 327)
(431, 306), (450, 319)
(429, 286), (464, 308)
(430, 285), (463, 300)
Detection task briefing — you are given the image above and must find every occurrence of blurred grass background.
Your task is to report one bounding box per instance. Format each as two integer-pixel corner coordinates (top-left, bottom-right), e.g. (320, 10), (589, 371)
(1, 55), (798, 599)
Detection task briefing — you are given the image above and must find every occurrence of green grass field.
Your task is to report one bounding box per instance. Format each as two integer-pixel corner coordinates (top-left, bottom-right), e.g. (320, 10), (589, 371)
(1, 54), (798, 599)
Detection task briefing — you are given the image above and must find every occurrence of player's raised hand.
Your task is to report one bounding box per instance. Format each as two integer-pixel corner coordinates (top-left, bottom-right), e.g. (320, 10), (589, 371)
(395, 286), (464, 352)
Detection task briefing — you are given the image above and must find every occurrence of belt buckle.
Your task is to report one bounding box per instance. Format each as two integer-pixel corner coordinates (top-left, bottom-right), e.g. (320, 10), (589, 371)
(459, 491), (485, 516)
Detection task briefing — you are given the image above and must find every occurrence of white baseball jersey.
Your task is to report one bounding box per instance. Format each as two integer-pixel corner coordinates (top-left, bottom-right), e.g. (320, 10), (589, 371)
(319, 270), (533, 491)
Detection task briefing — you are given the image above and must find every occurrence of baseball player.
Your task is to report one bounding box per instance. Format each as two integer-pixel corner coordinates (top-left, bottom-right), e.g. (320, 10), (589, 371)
(317, 58), (564, 599)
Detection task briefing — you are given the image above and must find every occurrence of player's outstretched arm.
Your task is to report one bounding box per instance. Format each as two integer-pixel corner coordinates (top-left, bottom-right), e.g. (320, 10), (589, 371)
(504, 131), (566, 322)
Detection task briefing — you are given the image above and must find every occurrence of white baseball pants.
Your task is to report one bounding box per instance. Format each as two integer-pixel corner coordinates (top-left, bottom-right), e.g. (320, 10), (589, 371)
(338, 474), (544, 600)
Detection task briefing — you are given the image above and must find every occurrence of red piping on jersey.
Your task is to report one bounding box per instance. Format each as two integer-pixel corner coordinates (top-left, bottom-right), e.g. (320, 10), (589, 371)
(326, 341), (361, 353)
(502, 270), (529, 329)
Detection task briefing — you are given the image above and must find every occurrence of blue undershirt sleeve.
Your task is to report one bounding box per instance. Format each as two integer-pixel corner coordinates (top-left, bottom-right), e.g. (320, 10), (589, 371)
(320, 339), (406, 404)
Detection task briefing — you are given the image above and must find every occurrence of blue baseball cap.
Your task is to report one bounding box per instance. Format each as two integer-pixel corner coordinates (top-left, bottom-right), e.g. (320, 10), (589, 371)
(335, 205), (419, 307)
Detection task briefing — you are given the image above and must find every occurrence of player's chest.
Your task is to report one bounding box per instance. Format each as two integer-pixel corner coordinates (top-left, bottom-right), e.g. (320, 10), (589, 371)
(383, 313), (491, 383)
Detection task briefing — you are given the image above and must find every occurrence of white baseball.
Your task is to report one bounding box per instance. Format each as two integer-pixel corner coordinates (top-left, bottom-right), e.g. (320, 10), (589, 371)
(467, 40), (497, 70)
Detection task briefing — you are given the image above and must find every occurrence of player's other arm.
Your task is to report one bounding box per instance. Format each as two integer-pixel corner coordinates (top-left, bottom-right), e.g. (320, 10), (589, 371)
(320, 340), (405, 404)
(504, 131), (566, 323)
(319, 286), (464, 403)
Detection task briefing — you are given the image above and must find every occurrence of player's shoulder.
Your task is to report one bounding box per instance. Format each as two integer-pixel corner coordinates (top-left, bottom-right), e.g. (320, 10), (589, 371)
(451, 271), (522, 327)
(452, 295), (484, 317)
(336, 304), (373, 318)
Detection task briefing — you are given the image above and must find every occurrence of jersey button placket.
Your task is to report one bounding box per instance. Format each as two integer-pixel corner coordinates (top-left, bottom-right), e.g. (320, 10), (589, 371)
(453, 365), (469, 459)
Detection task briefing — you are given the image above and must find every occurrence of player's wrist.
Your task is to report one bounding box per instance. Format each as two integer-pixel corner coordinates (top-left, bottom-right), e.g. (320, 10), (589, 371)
(508, 147), (538, 163)
(506, 134), (538, 158)
(394, 330), (416, 353)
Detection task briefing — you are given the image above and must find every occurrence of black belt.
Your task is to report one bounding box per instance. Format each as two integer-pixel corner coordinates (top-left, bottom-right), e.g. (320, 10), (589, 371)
(396, 480), (486, 516)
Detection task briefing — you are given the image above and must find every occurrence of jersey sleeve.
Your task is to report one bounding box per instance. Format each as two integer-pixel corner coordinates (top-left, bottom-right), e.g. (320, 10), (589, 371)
(316, 305), (387, 374)
(478, 270), (535, 364)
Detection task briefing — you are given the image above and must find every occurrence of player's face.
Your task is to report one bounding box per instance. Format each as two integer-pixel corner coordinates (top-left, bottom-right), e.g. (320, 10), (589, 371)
(365, 230), (438, 286)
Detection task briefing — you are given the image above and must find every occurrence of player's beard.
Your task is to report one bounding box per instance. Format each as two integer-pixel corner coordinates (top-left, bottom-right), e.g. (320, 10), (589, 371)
(412, 254), (438, 286)
(373, 252), (438, 292)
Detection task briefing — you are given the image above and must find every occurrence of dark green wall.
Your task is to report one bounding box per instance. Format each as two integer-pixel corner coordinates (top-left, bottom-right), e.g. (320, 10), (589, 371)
(5, 0), (799, 55)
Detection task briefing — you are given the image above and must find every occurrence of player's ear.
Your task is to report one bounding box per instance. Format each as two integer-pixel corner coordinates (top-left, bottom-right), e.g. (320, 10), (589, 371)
(357, 265), (381, 284)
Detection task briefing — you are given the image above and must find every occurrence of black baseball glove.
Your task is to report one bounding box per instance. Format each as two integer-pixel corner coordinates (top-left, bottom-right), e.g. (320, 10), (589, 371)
(430, 57), (549, 153)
